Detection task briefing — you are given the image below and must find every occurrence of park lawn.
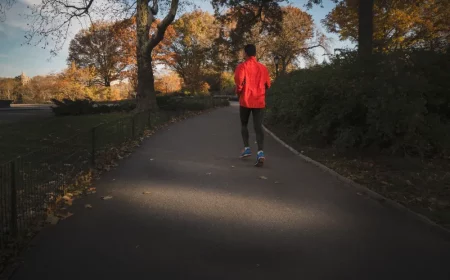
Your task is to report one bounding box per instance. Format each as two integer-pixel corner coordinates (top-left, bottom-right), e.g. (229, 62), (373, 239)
(266, 124), (450, 229)
(0, 113), (128, 164)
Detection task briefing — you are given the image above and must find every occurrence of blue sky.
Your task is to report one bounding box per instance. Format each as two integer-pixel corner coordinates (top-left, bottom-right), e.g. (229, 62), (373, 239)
(0, 0), (352, 78)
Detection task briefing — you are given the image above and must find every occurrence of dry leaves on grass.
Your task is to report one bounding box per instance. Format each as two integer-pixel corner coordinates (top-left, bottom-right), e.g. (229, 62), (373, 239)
(46, 214), (60, 225)
(86, 187), (96, 195)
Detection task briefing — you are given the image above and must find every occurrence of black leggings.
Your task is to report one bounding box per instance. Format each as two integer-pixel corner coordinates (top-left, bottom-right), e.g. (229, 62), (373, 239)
(240, 106), (264, 151)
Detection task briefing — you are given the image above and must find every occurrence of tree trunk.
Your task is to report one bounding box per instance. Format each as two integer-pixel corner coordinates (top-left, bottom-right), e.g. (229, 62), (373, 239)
(281, 59), (288, 75)
(358, 0), (374, 58)
(135, 0), (179, 111)
(137, 55), (156, 109)
(136, 0), (157, 111)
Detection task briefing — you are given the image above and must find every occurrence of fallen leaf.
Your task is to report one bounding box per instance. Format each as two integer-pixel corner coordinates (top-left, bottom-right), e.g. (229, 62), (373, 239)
(142, 191), (151, 195)
(85, 204), (93, 209)
(61, 212), (73, 220)
(86, 187), (97, 195)
(231, 165), (235, 168)
(206, 172), (212, 175)
(274, 181), (280, 184)
(102, 195), (113, 200)
(260, 176), (268, 180)
(46, 214), (59, 225)
(150, 158), (154, 161)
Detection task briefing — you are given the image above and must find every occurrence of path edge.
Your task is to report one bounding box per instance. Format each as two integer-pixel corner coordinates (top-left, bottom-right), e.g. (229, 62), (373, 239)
(263, 125), (450, 240)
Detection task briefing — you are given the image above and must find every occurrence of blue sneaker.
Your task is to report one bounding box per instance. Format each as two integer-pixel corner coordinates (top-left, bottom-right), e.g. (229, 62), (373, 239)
(240, 147), (252, 158)
(255, 151), (265, 167)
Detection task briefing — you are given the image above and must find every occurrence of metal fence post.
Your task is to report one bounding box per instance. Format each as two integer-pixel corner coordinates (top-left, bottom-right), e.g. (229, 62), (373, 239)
(91, 127), (96, 166)
(10, 161), (18, 237)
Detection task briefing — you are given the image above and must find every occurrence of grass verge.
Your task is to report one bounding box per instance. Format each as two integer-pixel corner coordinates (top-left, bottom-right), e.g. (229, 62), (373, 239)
(266, 124), (450, 229)
(0, 113), (128, 164)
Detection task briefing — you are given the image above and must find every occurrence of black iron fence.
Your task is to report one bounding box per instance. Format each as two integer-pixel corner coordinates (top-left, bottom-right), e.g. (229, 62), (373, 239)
(0, 97), (229, 250)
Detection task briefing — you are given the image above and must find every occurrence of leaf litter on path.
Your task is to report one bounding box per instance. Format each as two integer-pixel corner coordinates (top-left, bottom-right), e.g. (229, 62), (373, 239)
(102, 195), (113, 200)
(46, 214), (59, 225)
(86, 187), (96, 195)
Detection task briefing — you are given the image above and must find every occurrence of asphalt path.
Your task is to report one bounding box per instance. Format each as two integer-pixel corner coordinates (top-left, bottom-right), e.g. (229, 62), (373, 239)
(11, 104), (450, 280)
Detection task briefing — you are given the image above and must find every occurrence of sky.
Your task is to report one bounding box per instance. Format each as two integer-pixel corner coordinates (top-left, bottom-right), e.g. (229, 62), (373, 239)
(0, 0), (353, 78)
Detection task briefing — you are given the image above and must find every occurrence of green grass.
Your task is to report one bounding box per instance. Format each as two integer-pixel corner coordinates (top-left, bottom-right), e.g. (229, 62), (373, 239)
(0, 113), (128, 164)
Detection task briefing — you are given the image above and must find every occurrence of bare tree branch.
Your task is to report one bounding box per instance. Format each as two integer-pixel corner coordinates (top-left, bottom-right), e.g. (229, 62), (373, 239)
(148, 0), (178, 51)
(0, 0), (16, 22)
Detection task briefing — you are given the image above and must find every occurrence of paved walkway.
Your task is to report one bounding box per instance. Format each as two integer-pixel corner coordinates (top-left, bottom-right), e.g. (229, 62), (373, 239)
(12, 104), (450, 280)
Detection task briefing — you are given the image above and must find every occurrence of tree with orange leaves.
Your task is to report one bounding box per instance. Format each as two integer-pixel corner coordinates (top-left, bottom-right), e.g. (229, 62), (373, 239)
(169, 11), (220, 94)
(68, 22), (128, 87)
(68, 18), (176, 89)
(154, 71), (182, 94)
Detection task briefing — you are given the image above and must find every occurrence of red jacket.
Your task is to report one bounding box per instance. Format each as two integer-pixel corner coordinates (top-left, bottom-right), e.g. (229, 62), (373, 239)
(234, 57), (271, 108)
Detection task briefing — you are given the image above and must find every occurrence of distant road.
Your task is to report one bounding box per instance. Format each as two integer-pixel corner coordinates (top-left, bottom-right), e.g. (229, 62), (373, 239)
(0, 104), (53, 124)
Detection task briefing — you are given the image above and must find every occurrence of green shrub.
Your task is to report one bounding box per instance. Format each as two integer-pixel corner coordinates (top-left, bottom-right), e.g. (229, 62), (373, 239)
(266, 50), (450, 157)
(52, 95), (230, 116)
(51, 98), (136, 116)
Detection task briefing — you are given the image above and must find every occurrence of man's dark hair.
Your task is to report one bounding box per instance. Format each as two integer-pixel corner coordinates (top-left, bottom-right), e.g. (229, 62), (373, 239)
(244, 44), (257, 57)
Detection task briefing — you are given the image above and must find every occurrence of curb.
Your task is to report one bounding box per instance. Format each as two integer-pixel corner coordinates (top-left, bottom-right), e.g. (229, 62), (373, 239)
(263, 125), (450, 240)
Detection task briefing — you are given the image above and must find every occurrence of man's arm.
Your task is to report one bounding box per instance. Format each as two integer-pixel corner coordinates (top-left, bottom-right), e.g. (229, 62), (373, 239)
(265, 66), (271, 90)
(234, 64), (245, 95)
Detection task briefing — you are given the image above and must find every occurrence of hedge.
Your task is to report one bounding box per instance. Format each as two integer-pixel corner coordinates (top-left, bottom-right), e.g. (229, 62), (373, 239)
(266, 50), (450, 158)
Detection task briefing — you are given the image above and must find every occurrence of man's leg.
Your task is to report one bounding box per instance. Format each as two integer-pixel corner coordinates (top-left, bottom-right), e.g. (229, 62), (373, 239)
(252, 108), (264, 151)
(252, 108), (265, 166)
(240, 106), (252, 157)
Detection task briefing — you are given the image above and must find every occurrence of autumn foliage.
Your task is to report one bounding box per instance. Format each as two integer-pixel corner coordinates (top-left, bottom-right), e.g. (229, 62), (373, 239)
(2, 1), (449, 104)
(323, 0), (450, 52)
(154, 72), (182, 94)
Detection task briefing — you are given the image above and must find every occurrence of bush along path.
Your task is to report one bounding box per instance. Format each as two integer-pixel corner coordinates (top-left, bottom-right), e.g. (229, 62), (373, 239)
(266, 50), (450, 229)
(0, 101), (227, 278)
(8, 105), (450, 280)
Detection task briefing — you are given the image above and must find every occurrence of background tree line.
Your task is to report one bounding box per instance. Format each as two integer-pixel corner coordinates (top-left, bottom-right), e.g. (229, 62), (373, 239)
(0, 0), (449, 105)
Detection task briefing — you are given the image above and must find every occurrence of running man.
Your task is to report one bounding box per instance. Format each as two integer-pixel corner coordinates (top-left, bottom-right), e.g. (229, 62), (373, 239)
(234, 44), (271, 167)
